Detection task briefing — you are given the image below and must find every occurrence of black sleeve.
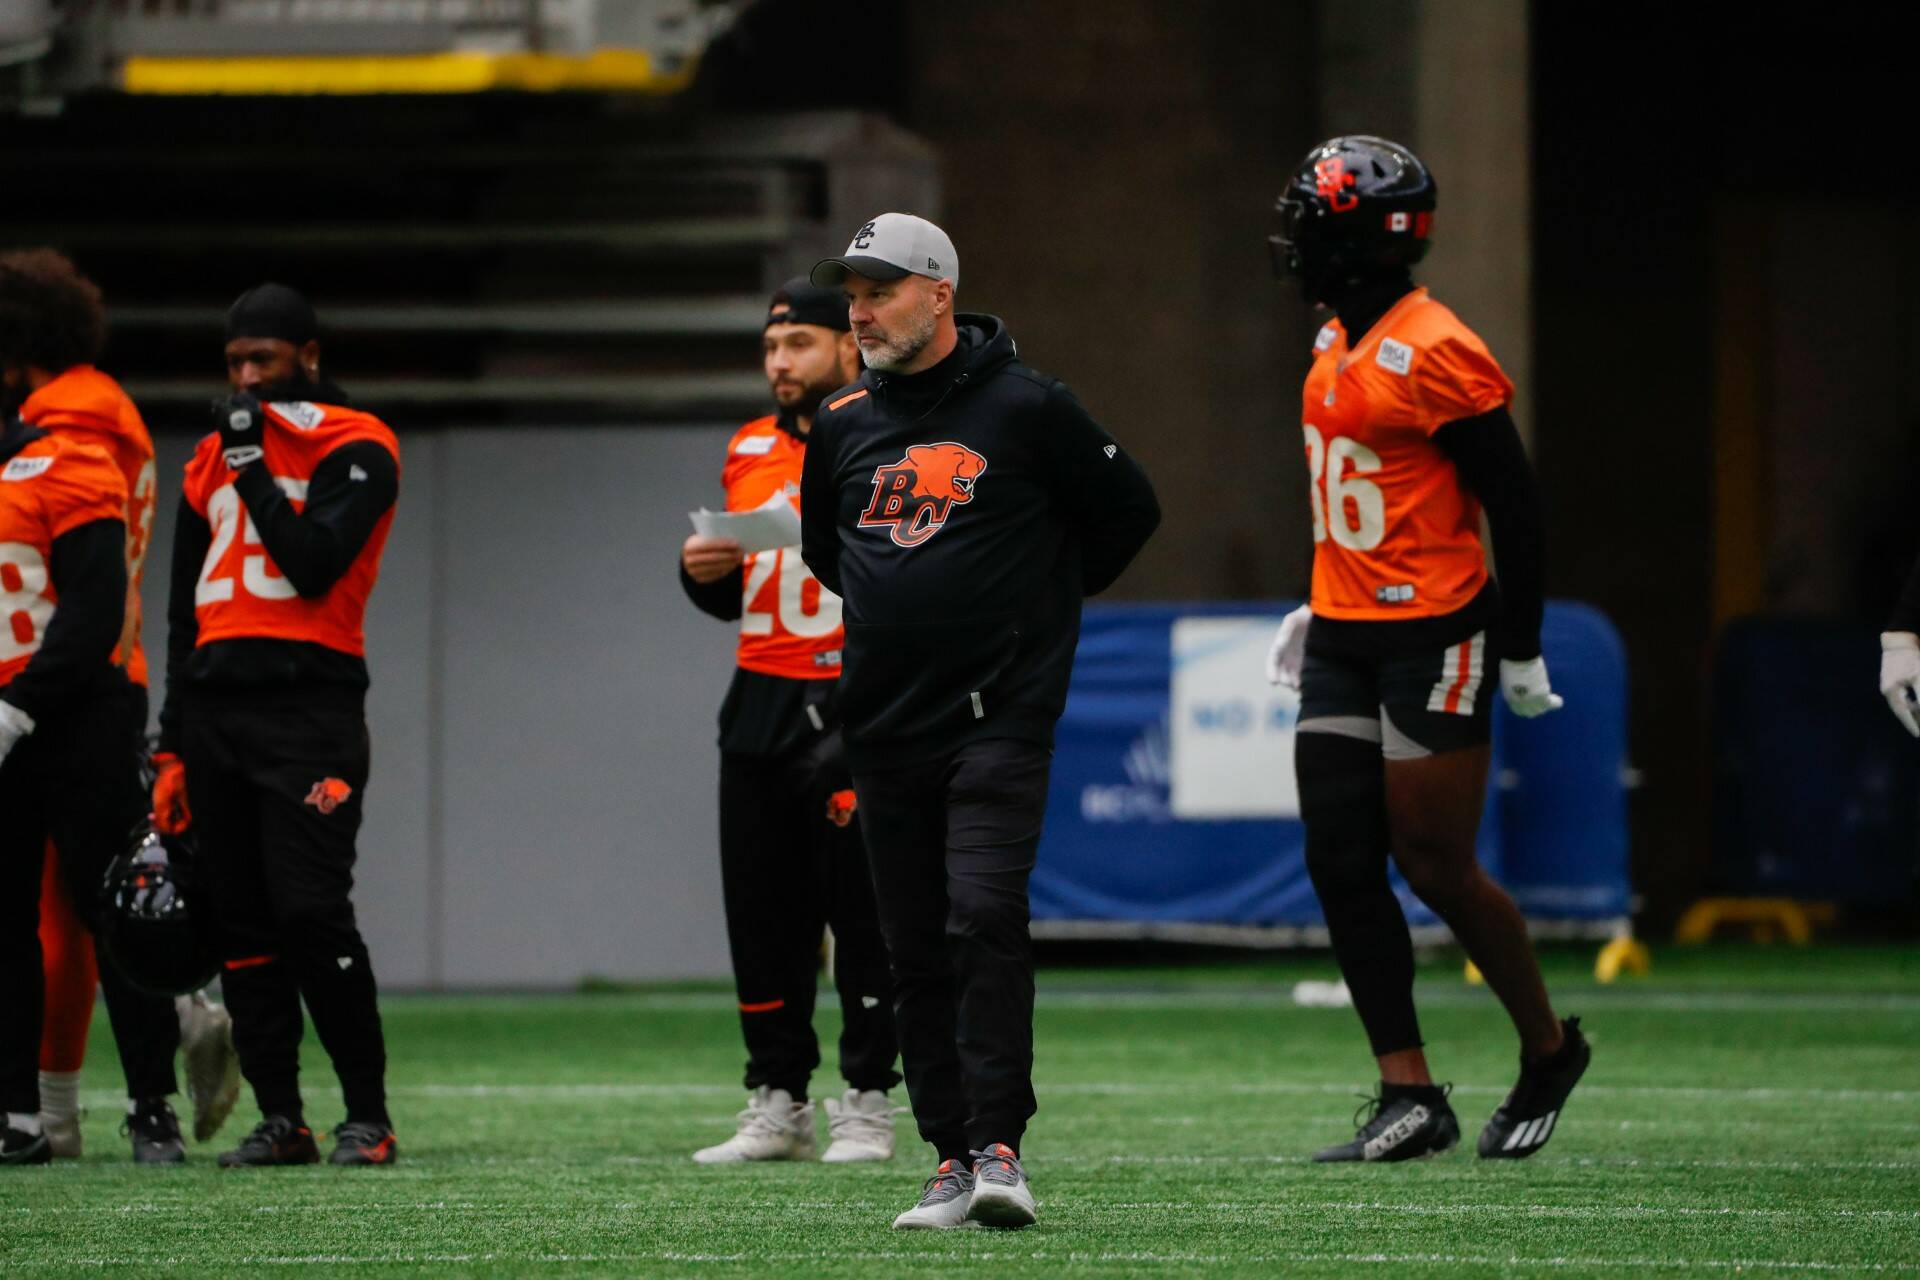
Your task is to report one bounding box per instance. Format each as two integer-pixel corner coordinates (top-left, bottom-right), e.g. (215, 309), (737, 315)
(1041, 382), (1161, 596)
(680, 561), (744, 621)
(0, 518), (126, 723)
(231, 440), (398, 599)
(1433, 405), (1545, 660)
(1892, 551), (1920, 633)
(799, 414), (843, 597)
(157, 492), (210, 754)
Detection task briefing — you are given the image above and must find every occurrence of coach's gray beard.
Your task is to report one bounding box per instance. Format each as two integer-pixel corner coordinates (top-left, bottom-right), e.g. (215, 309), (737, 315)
(859, 303), (938, 373)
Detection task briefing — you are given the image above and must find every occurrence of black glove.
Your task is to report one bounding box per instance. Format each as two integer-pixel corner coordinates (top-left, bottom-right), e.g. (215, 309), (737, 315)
(215, 391), (265, 470)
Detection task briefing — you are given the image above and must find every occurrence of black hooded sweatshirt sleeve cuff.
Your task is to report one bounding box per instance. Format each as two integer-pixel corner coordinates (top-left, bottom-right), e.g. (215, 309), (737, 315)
(1890, 552), (1920, 633)
(0, 517), (127, 724)
(680, 561), (744, 621)
(1041, 382), (1161, 596)
(1432, 405), (1545, 660)
(230, 440), (397, 599)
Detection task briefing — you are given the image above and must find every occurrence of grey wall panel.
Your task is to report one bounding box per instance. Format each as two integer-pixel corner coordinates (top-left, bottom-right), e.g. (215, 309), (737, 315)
(434, 426), (738, 986)
(355, 432), (436, 988)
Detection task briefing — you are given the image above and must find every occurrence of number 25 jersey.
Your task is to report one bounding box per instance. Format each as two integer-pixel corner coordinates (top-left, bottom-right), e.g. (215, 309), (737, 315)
(1302, 287), (1514, 622)
(723, 415), (843, 681)
(180, 400), (400, 656)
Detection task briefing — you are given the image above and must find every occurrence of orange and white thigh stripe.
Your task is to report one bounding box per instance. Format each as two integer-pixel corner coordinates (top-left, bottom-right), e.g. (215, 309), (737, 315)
(1425, 631), (1487, 716)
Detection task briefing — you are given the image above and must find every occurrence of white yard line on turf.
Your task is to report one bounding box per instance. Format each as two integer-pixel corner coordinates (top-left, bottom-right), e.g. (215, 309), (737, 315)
(22, 1251), (1920, 1272)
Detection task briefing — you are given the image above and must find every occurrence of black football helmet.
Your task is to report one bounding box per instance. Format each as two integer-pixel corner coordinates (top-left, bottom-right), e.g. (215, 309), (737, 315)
(97, 823), (220, 998)
(1270, 135), (1437, 293)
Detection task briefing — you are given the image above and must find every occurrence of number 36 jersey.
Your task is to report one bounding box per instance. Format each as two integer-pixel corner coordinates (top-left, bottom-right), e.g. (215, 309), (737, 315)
(181, 400), (400, 656)
(1301, 287), (1514, 622)
(722, 415), (843, 681)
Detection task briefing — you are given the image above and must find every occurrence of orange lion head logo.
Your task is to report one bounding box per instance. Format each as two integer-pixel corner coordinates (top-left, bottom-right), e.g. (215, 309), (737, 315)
(858, 442), (988, 547)
(304, 777), (353, 814)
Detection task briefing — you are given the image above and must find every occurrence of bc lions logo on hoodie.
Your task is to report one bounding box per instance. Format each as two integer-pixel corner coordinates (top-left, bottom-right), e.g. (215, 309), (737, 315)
(858, 443), (987, 547)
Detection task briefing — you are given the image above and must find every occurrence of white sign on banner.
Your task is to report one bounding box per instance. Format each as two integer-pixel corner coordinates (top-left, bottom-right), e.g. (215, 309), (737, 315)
(1169, 616), (1302, 819)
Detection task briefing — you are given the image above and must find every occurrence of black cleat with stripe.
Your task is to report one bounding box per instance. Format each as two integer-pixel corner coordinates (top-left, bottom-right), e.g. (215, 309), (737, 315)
(1479, 1016), (1590, 1159)
(1314, 1082), (1459, 1162)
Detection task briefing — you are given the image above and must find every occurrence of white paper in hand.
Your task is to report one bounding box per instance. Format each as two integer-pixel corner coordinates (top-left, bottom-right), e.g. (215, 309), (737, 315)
(687, 492), (803, 553)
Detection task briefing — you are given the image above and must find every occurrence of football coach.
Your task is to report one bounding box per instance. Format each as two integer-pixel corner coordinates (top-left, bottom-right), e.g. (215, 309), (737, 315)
(800, 213), (1160, 1229)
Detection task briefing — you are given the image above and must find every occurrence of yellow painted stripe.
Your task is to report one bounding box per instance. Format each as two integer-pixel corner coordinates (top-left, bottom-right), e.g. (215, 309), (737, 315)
(121, 49), (695, 96)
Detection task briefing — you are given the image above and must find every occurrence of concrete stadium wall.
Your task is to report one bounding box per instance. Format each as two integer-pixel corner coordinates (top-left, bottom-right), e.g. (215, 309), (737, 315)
(144, 426), (741, 989)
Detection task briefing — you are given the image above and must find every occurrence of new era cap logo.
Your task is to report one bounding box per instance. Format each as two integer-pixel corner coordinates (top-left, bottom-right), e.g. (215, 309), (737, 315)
(1103, 444), (1118, 458)
(927, 257), (939, 269)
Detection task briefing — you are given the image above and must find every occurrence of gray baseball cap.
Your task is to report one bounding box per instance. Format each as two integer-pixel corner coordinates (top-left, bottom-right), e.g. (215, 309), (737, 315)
(810, 213), (959, 289)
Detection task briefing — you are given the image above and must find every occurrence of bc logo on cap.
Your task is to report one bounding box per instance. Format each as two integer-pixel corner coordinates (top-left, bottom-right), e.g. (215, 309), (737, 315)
(852, 221), (877, 249)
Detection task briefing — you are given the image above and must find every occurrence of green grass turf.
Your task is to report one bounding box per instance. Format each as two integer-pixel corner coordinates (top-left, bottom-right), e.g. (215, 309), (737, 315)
(5, 944), (1919, 1277)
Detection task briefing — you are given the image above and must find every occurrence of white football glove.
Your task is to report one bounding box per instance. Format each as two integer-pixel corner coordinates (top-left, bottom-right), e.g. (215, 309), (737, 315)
(0, 697), (35, 768)
(1499, 655), (1564, 718)
(1881, 632), (1920, 737)
(1266, 605), (1312, 690)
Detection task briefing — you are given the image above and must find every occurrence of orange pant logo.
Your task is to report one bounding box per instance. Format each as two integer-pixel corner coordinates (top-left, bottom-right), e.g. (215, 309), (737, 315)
(304, 777), (353, 814)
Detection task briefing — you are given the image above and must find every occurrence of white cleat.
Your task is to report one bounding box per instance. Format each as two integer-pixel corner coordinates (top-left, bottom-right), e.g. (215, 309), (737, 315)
(176, 992), (241, 1143)
(891, 1158), (975, 1229)
(691, 1087), (815, 1164)
(37, 1111), (82, 1159)
(821, 1089), (898, 1163)
(967, 1143), (1038, 1229)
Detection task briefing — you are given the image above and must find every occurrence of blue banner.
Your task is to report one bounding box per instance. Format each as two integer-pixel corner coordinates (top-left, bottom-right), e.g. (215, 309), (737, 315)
(1032, 602), (1631, 932)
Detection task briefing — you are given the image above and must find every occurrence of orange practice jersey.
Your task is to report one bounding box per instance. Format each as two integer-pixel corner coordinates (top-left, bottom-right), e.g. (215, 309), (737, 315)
(181, 399), (399, 656)
(18, 366), (157, 685)
(1301, 287), (1514, 621)
(0, 435), (129, 690)
(722, 416), (842, 680)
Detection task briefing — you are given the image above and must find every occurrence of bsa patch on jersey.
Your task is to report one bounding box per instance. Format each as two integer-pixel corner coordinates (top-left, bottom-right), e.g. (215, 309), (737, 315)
(2, 456), (53, 482)
(1376, 338), (1414, 376)
(271, 401), (327, 431)
(1313, 324), (1341, 353)
(732, 434), (777, 456)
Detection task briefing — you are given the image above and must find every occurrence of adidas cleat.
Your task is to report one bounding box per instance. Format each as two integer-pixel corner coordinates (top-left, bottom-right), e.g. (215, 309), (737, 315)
(821, 1089), (899, 1163)
(124, 1098), (186, 1164)
(1314, 1082), (1460, 1162)
(328, 1120), (398, 1166)
(1480, 1016), (1590, 1159)
(891, 1158), (975, 1229)
(967, 1144), (1037, 1228)
(217, 1115), (320, 1168)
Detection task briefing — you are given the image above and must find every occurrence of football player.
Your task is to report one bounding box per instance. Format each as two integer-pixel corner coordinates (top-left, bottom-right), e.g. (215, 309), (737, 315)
(1266, 137), (1589, 1162)
(153, 285), (401, 1167)
(0, 249), (196, 1165)
(679, 279), (902, 1164)
(0, 248), (239, 1161)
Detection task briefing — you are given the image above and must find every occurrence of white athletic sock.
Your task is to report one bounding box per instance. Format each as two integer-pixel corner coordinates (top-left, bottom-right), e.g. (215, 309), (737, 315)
(7, 1112), (44, 1136)
(37, 1071), (81, 1120)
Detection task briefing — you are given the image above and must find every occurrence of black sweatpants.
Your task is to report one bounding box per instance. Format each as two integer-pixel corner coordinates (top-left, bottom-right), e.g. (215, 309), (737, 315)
(180, 687), (387, 1128)
(720, 743), (899, 1099)
(0, 677), (179, 1115)
(853, 736), (1051, 1162)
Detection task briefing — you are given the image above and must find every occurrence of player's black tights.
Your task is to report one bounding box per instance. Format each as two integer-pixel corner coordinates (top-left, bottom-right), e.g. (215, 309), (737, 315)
(1296, 729), (1423, 1057)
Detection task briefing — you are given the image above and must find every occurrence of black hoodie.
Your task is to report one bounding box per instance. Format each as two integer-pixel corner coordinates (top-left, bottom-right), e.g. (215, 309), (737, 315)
(800, 314), (1159, 771)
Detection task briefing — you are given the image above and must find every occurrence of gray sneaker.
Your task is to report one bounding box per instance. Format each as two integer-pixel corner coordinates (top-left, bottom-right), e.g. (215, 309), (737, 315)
(891, 1158), (976, 1229)
(966, 1143), (1037, 1228)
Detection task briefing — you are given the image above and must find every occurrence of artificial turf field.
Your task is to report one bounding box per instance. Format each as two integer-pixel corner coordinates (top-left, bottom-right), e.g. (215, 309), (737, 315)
(4, 945), (1917, 1277)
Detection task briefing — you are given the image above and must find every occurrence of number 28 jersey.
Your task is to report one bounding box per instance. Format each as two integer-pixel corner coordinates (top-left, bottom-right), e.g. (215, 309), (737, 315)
(181, 400), (400, 656)
(723, 415), (842, 680)
(0, 434), (127, 689)
(1301, 287), (1514, 622)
